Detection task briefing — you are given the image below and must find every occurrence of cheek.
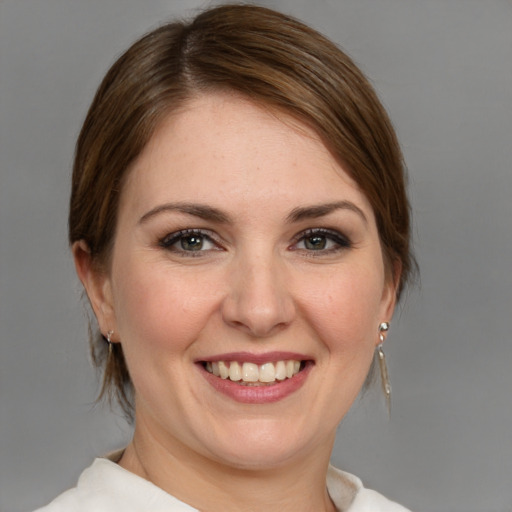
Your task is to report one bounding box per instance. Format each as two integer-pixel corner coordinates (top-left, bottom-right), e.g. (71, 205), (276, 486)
(300, 264), (384, 353)
(110, 257), (219, 358)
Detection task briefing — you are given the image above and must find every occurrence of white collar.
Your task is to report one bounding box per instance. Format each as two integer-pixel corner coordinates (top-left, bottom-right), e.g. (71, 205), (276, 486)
(38, 455), (410, 512)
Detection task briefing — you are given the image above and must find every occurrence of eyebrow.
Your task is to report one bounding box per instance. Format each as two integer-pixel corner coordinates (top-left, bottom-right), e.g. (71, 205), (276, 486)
(286, 201), (368, 224)
(138, 200), (368, 225)
(138, 202), (231, 225)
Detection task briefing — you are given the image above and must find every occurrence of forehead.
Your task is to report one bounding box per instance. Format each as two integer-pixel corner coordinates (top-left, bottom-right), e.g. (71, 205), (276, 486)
(120, 92), (374, 219)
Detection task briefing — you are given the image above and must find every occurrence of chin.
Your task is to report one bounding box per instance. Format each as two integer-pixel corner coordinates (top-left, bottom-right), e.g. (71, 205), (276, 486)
(212, 444), (304, 472)
(200, 418), (324, 471)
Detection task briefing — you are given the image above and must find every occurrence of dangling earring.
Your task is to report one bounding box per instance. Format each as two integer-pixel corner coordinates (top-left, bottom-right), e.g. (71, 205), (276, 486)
(106, 329), (114, 358)
(377, 322), (391, 415)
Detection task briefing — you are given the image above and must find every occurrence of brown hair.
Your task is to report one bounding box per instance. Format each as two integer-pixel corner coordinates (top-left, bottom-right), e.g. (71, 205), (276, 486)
(69, 4), (415, 417)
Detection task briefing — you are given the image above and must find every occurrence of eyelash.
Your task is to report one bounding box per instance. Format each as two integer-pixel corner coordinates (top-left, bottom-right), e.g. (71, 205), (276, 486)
(159, 229), (221, 257)
(158, 227), (351, 257)
(291, 228), (351, 255)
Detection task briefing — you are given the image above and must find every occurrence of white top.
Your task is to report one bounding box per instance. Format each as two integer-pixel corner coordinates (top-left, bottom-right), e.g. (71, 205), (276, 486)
(34, 457), (411, 512)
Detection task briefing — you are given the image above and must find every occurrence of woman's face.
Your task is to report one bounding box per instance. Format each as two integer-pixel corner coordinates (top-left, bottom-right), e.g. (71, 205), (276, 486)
(85, 93), (396, 469)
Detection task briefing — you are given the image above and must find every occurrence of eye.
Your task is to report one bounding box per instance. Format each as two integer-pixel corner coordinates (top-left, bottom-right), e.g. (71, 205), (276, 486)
(159, 229), (219, 254)
(292, 228), (351, 253)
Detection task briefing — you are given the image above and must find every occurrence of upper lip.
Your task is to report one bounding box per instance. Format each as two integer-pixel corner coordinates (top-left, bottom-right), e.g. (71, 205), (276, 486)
(195, 351), (313, 365)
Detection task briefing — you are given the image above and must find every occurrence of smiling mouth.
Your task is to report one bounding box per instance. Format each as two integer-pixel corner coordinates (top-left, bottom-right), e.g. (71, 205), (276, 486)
(202, 360), (307, 386)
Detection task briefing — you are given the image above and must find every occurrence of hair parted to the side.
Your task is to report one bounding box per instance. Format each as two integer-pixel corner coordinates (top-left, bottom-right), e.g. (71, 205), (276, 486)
(69, 4), (416, 419)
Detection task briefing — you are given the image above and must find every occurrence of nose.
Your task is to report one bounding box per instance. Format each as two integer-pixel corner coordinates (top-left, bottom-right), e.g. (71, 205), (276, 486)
(221, 251), (296, 338)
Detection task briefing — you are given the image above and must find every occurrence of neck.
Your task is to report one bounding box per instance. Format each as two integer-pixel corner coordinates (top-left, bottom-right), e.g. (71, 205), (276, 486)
(119, 416), (337, 512)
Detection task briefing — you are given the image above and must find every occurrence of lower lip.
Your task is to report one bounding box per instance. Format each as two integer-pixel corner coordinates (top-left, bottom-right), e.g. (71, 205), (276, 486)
(199, 363), (312, 404)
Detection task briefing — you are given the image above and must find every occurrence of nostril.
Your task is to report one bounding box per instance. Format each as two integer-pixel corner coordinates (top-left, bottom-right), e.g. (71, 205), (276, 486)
(225, 318), (290, 338)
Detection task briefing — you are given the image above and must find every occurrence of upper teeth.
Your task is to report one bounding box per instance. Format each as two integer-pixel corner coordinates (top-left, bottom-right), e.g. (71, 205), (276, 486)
(205, 360), (302, 383)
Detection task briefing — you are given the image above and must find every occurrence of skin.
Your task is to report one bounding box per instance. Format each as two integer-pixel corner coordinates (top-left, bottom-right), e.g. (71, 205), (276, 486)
(74, 92), (398, 512)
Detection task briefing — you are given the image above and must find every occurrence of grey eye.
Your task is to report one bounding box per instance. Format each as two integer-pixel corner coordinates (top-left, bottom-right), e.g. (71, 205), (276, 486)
(180, 234), (205, 251)
(160, 230), (217, 253)
(293, 229), (351, 253)
(304, 235), (328, 250)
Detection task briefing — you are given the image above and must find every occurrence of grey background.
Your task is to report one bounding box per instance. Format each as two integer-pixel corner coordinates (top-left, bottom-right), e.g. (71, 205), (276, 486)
(1, 1), (511, 511)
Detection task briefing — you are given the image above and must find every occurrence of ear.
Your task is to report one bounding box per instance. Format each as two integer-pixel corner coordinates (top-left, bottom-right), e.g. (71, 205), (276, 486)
(379, 259), (402, 336)
(72, 240), (117, 339)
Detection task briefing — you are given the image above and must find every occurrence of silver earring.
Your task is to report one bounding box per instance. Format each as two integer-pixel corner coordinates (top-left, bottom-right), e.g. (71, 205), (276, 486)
(377, 322), (391, 414)
(106, 330), (114, 358)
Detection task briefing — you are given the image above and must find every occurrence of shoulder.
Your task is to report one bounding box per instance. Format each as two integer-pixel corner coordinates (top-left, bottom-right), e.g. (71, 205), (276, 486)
(33, 457), (197, 512)
(327, 465), (412, 512)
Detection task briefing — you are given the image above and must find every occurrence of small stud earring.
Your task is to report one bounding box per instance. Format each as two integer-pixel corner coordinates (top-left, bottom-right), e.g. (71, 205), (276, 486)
(377, 322), (391, 414)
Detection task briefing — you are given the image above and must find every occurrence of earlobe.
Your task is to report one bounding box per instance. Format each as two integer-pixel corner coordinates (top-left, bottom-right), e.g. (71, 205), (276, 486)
(72, 240), (116, 336)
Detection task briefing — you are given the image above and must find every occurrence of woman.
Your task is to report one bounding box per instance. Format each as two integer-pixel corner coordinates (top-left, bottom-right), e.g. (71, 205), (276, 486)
(37, 4), (414, 511)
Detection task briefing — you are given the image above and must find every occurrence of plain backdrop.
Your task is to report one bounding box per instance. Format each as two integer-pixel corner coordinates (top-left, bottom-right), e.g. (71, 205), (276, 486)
(1, 1), (511, 511)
